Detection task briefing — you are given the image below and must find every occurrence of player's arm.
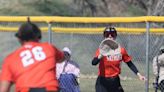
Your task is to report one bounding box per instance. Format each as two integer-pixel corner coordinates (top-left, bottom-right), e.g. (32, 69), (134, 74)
(53, 46), (69, 63)
(126, 61), (139, 75)
(0, 61), (13, 92)
(0, 81), (12, 92)
(57, 51), (70, 63)
(0, 58), (14, 92)
(92, 54), (103, 65)
(92, 57), (100, 65)
(122, 47), (146, 81)
(72, 61), (80, 78)
(92, 49), (103, 65)
(126, 61), (146, 81)
(152, 56), (158, 76)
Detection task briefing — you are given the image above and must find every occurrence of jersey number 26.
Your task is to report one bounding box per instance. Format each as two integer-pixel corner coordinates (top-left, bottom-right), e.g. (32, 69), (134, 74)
(20, 46), (46, 67)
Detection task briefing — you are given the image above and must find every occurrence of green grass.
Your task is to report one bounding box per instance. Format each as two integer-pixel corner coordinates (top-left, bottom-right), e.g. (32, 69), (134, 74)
(9, 78), (156, 92)
(80, 78), (155, 92)
(80, 78), (96, 92)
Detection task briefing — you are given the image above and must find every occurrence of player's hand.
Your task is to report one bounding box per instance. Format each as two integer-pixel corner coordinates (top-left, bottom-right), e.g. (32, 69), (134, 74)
(98, 54), (103, 59)
(137, 73), (147, 81)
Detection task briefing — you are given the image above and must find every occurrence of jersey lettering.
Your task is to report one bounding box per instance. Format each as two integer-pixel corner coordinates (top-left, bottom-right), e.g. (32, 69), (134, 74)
(20, 46), (46, 67)
(107, 54), (122, 61)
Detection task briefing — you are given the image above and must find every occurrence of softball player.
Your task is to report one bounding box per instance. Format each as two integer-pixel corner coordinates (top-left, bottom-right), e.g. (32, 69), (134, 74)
(0, 20), (69, 92)
(152, 46), (164, 92)
(92, 26), (146, 92)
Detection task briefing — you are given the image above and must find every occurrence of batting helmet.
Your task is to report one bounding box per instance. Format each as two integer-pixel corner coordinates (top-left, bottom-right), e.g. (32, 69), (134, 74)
(15, 21), (42, 41)
(103, 26), (117, 38)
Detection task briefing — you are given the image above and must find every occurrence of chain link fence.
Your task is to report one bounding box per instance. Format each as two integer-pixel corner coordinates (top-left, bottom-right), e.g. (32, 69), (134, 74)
(0, 17), (163, 92)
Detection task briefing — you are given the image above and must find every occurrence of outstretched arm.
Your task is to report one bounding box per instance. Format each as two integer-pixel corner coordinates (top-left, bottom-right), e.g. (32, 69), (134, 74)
(126, 61), (146, 81)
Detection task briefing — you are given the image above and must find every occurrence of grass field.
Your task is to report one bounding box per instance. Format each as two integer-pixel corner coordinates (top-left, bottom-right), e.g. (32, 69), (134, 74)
(9, 78), (155, 92)
(80, 78), (155, 92)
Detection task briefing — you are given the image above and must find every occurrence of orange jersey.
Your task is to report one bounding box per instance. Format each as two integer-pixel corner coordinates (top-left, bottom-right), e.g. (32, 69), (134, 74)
(95, 47), (131, 77)
(0, 42), (64, 92)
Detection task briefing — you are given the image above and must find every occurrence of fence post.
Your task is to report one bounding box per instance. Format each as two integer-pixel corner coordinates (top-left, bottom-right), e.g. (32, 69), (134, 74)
(48, 22), (52, 43)
(145, 21), (150, 92)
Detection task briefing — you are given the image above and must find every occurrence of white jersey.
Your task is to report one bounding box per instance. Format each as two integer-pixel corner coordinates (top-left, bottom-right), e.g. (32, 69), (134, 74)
(152, 53), (164, 83)
(56, 60), (80, 79)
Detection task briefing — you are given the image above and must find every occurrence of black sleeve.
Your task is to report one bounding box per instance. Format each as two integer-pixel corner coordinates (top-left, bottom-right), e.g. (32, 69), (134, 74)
(92, 57), (101, 65)
(126, 61), (139, 75)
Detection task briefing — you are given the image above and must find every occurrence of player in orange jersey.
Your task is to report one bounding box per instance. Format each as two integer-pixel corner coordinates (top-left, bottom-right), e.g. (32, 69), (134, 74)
(0, 20), (69, 92)
(92, 26), (146, 92)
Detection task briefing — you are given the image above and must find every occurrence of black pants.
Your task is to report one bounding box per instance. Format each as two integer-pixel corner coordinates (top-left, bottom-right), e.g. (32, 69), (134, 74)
(29, 88), (58, 92)
(96, 76), (124, 92)
(159, 80), (164, 92)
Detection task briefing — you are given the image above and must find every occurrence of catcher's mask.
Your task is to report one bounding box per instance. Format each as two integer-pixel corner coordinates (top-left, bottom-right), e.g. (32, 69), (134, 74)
(15, 21), (42, 41)
(103, 26), (117, 39)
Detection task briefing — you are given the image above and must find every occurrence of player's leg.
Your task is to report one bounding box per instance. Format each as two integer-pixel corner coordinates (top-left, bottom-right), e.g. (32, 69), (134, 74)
(113, 76), (124, 92)
(105, 76), (124, 92)
(95, 76), (108, 92)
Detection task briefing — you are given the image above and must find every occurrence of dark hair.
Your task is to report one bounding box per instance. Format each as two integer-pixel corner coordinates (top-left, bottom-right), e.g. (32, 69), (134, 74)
(15, 21), (42, 41)
(103, 26), (117, 38)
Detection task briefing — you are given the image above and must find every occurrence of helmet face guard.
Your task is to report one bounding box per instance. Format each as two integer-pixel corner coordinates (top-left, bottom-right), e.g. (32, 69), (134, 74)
(103, 27), (117, 38)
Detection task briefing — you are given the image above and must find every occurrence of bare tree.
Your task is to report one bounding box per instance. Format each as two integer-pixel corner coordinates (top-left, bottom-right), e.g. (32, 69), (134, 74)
(73, 0), (97, 16)
(152, 0), (164, 16)
(73, 0), (164, 17)
(83, 0), (97, 16)
(147, 0), (155, 15)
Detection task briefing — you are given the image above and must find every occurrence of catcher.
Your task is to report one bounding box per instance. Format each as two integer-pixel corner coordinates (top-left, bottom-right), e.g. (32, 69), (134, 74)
(91, 26), (146, 92)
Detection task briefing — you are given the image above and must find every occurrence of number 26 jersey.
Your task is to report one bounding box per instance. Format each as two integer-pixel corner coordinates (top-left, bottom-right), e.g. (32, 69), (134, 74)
(0, 41), (64, 91)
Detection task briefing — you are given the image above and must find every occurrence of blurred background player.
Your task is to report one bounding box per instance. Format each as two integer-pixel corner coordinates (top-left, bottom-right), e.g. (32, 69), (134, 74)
(56, 47), (80, 92)
(153, 46), (164, 92)
(0, 19), (69, 92)
(91, 26), (146, 92)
